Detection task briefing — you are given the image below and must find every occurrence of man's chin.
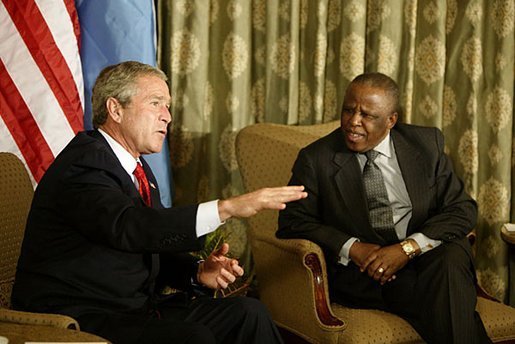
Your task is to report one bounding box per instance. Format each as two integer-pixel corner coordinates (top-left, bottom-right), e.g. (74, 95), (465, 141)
(344, 139), (366, 153)
(142, 145), (163, 155)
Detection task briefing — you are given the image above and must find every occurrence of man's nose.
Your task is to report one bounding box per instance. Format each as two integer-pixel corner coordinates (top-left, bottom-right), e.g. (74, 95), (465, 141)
(349, 111), (362, 125)
(161, 107), (172, 124)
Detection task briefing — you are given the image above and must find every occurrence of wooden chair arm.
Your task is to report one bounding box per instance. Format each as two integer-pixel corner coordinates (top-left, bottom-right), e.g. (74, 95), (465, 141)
(303, 252), (345, 328)
(250, 234), (345, 331)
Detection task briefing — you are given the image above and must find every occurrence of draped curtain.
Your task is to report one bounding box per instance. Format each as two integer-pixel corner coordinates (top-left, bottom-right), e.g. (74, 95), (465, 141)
(157, 0), (515, 303)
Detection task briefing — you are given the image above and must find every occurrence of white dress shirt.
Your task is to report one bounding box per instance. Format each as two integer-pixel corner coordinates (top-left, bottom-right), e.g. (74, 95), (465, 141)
(339, 132), (441, 265)
(99, 129), (222, 238)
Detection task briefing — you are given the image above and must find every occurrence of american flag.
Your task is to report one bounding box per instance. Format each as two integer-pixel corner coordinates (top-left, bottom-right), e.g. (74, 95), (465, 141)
(0, 0), (84, 184)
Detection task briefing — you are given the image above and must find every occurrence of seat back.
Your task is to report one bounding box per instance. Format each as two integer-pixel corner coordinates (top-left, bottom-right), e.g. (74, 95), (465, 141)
(236, 122), (344, 340)
(0, 153), (34, 308)
(236, 122), (339, 240)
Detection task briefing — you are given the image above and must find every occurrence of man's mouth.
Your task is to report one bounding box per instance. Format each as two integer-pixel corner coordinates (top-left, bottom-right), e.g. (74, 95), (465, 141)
(344, 129), (365, 142)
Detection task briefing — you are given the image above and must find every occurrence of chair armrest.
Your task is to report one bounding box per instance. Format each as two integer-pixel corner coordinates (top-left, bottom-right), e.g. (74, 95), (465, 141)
(0, 308), (79, 330)
(250, 233), (345, 333)
(501, 223), (515, 245)
(251, 228), (325, 256)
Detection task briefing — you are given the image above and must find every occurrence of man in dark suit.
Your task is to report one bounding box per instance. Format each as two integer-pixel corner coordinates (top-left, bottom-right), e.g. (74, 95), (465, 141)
(277, 73), (491, 343)
(12, 61), (307, 344)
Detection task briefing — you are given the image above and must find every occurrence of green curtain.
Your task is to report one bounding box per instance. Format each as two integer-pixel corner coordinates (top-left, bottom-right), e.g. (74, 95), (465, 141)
(157, 0), (515, 304)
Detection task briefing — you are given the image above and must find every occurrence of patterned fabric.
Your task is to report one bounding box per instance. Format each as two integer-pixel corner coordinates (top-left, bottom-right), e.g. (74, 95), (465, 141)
(158, 0), (515, 303)
(363, 151), (398, 243)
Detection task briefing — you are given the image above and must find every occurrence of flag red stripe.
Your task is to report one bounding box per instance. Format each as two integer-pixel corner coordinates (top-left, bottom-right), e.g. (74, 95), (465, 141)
(0, 60), (54, 181)
(3, 0), (83, 134)
(63, 0), (81, 50)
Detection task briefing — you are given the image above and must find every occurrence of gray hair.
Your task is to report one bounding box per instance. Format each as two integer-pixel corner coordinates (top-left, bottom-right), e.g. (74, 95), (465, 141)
(91, 61), (168, 128)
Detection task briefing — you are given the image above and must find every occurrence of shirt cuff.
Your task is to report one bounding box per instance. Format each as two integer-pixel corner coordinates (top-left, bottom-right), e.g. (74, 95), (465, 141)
(196, 200), (223, 238)
(338, 237), (359, 266)
(408, 232), (442, 254)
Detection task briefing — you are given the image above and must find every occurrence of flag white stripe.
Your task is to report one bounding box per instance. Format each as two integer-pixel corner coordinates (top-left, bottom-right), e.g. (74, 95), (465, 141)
(0, 2), (76, 157)
(35, 0), (84, 107)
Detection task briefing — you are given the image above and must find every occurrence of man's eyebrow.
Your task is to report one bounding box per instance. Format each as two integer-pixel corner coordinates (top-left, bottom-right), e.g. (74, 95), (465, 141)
(148, 94), (170, 102)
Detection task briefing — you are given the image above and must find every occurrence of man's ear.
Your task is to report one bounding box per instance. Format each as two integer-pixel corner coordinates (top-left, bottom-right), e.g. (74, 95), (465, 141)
(106, 97), (122, 123)
(388, 112), (398, 129)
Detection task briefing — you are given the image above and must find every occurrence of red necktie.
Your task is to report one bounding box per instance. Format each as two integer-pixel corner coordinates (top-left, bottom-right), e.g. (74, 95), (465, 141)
(133, 162), (152, 207)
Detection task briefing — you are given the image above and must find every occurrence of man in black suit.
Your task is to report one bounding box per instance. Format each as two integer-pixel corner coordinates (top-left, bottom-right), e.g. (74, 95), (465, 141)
(12, 61), (307, 344)
(277, 73), (491, 343)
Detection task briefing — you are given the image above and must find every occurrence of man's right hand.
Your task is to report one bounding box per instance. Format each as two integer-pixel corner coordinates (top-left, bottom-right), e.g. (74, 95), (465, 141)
(349, 242), (381, 271)
(217, 186), (307, 222)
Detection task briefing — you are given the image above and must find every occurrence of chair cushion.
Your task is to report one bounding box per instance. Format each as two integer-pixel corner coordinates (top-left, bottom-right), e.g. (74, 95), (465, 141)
(477, 297), (515, 342)
(332, 303), (422, 344)
(330, 297), (515, 343)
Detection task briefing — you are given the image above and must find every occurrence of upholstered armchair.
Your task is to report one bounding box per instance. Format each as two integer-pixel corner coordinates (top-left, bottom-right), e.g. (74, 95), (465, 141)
(235, 122), (515, 344)
(0, 152), (108, 342)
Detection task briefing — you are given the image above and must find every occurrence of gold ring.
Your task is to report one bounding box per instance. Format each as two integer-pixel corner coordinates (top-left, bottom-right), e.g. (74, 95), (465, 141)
(378, 267), (385, 273)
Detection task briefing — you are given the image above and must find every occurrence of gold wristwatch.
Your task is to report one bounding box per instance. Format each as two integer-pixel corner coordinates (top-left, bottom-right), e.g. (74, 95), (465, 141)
(400, 240), (417, 259)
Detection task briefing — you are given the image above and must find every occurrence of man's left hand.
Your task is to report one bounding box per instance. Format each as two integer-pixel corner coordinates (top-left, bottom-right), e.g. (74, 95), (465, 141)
(362, 244), (410, 285)
(197, 243), (244, 290)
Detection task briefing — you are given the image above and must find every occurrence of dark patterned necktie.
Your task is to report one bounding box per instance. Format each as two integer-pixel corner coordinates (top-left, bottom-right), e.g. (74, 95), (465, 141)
(133, 162), (152, 207)
(362, 150), (398, 243)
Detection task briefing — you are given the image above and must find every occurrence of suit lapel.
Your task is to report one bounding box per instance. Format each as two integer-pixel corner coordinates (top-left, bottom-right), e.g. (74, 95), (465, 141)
(333, 151), (365, 215)
(89, 130), (161, 208)
(89, 130), (141, 200)
(332, 146), (386, 243)
(391, 129), (428, 233)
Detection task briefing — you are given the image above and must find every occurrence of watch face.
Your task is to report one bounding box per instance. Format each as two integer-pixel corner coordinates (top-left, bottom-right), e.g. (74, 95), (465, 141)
(402, 241), (414, 254)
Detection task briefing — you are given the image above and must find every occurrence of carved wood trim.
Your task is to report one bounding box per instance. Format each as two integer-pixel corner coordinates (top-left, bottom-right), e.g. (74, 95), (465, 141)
(304, 253), (344, 327)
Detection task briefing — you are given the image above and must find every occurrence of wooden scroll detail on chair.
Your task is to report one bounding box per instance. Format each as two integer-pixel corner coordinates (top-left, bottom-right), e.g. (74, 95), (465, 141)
(304, 253), (344, 327)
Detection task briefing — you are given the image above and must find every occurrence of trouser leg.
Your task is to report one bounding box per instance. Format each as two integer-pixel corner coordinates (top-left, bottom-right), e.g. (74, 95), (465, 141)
(384, 239), (491, 344)
(180, 296), (284, 344)
(78, 308), (216, 344)
(77, 295), (282, 344)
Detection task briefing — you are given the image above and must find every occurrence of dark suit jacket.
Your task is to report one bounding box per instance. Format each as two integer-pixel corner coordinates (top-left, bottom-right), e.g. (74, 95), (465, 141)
(277, 123), (477, 281)
(12, 130), (203, 318)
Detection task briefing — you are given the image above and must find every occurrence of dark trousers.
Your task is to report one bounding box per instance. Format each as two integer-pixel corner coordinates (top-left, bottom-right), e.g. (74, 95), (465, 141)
(77, 296), (283, 344)
(330, 239), (492, 344)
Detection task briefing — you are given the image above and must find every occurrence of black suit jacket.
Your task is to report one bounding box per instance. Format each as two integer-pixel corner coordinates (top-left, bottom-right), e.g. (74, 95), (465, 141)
(12, 130), (203, 318)
(277, 123), (477, 266)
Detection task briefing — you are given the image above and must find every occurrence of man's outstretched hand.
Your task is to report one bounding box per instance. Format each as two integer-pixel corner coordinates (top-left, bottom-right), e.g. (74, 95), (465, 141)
(217, 186), (307, 222)
(197, 243), (244, 290)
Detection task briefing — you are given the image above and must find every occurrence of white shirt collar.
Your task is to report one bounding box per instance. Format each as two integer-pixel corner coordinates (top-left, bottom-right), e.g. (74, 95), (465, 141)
(98, 128), (138, 180)
(373, 131), (393, 158)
